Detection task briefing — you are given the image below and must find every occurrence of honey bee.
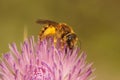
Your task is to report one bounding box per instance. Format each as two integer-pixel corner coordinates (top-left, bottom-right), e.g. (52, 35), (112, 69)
(36, 19), (78, 49)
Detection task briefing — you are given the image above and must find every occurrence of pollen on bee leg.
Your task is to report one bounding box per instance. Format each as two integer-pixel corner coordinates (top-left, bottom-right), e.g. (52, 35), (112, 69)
(44, 26), (56, 35)
(53, 38), (57, 43)
(53, 38), (57, 47)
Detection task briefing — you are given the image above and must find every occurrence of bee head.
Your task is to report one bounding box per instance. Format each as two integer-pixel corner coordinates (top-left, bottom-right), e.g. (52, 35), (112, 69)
(65, 33), (78, 49)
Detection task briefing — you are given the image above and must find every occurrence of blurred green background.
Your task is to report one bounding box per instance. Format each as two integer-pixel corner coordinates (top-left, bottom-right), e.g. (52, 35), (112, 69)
(0, 0), (120, 80)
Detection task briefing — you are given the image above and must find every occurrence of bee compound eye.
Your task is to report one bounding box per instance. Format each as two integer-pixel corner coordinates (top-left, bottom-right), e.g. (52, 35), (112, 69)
(67, 33), (76, 40)
(68, 35), (72, 40)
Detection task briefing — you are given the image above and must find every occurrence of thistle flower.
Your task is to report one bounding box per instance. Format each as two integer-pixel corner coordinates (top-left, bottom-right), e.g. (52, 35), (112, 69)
(0, 37), (93, 80)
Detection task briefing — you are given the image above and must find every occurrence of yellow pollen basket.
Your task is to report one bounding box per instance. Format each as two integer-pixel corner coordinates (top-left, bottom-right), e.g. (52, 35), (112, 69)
(44, 26), (56, 35)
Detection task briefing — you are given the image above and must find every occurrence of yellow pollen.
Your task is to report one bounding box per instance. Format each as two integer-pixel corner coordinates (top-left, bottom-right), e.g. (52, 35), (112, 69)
(44, 26), (56, 35)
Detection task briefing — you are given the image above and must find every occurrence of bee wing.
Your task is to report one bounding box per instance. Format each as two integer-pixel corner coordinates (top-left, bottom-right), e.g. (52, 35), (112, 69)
(36, 19), (59, 26)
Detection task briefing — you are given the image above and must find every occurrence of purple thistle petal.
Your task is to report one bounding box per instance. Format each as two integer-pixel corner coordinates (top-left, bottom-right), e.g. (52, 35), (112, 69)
(0, 36), (94, 80)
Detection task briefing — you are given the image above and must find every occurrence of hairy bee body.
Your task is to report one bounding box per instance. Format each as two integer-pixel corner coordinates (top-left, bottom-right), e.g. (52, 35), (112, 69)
(36, 19), (78, 49)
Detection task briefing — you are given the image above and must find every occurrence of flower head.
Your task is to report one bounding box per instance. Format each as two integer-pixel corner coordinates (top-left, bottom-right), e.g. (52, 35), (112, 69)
(0, 37), (93, 80)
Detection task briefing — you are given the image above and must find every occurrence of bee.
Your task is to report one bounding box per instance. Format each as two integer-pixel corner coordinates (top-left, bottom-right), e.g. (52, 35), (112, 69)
(36, 19), (78, 50)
